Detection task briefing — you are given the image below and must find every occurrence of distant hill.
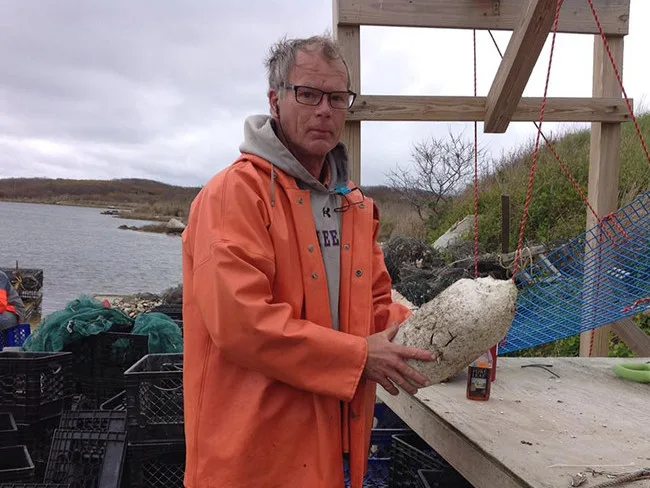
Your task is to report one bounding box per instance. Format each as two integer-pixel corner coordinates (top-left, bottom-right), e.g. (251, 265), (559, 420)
(0, 177), (412, 227)
(0, 177), (203, 221)
(0, 177), (201, 207)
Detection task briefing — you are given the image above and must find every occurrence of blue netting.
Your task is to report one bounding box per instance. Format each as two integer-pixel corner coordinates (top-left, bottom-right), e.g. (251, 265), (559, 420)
(500, 191), (650, 355)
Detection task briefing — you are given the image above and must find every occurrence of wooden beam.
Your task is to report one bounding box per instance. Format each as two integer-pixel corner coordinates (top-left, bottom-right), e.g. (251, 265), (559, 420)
(580, 36), (625, 357)
(610, 317), (650, 357)
(336, 0), (629, 35)
(334, 19), (361, 185)
(484, 0), (558, 133)
(347, 95), (632, 123)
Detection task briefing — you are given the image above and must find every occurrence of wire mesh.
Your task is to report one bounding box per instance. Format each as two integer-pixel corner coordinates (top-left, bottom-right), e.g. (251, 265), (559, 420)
(501, 191), (650, 354)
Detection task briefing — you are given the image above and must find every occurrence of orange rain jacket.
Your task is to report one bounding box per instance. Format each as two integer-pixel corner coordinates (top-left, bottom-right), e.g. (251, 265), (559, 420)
(182, 153), (410, 488)
(0, 271), (24, 320)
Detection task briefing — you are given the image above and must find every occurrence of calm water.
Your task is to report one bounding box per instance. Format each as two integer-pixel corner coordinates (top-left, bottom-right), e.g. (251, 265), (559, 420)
(0, 202), (183, 316)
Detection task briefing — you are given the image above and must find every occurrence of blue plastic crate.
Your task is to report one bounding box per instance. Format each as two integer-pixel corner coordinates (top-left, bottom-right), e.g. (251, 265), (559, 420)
(0, 324), (30, 350)
(374, 402), (409, 429)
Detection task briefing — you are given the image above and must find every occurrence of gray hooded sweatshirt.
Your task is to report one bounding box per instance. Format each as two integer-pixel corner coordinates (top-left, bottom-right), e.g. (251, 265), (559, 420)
(239, 114), (350, 331)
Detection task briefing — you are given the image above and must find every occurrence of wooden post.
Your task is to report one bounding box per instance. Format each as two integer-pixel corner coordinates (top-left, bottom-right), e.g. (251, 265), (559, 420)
(334, 22), (361, 185)
(579, 35), (624, 357)
(609, 317), (650, 357)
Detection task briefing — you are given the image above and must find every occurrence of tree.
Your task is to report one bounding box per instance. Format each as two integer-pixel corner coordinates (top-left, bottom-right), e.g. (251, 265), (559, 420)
(386, 130), (488, 221)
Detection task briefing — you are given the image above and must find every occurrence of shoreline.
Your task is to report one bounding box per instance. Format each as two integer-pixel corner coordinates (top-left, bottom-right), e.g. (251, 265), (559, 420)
(1, 199), (185, 235)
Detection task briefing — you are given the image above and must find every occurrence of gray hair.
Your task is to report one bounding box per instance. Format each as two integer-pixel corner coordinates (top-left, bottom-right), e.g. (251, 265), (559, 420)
(264, 34), (352, 97)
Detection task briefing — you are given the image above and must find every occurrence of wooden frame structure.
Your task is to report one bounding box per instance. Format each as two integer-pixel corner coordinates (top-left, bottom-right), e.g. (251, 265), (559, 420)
(333, 0), (650, 357)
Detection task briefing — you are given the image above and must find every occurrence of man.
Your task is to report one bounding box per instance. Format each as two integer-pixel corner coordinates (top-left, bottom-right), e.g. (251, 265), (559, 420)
(182, 34), (435, 488)
(0, 270), (26, 331)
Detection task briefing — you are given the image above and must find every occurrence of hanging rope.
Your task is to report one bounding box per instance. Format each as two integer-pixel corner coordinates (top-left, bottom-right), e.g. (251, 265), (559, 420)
(587, 0), (650, 324)
(473, 29), (480, 280)
(512, 0), (564, 281)
(486, 33), (615, 238)
(587, 0), (650, 169)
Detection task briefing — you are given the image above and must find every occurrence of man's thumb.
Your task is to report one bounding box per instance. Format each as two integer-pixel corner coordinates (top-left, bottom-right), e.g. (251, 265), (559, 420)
(384, 322), (400, 341)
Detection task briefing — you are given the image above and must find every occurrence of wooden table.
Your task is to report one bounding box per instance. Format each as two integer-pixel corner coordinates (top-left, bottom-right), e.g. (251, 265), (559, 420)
(376, 357), (650, 488)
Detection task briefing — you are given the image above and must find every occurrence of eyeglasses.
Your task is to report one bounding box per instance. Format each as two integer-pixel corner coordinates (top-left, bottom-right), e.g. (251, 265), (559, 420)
(333, 186), (365, 213)
(280, 83), (357, 110)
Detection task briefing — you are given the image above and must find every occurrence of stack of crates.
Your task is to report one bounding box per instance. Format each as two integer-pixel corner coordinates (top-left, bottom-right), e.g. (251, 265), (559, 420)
(345, 402), (412, 488)
(0, 352), (73, 481)
(124, 353), (185, 488)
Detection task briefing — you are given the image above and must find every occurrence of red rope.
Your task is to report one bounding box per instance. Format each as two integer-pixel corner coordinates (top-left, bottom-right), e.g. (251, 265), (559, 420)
(487, 32), (618, 241)
(512, 0), (564, 281)
(586, 0), (650, 169)
(537, 128), (628, 242)
(623, 297), (650, 314)
(473, 29), (480, 280)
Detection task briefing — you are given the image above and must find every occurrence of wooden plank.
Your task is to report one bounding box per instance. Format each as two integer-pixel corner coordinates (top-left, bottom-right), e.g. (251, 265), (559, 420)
(580, 36), (625, 357)
(377, 357), (650, 488)
(336, 0), (630, 35)
(347, 96), (632, 123)
(610, 317), (650, 357)
(484, 0), (558, 133)
(336, 24), (361, 185)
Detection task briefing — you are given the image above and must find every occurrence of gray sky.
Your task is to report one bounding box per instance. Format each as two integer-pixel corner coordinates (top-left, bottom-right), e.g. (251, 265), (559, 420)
(1, 0), (649, 187)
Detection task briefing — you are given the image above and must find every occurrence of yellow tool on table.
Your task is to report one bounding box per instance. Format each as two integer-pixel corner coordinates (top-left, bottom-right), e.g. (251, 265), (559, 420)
(613, 362), (650, 383)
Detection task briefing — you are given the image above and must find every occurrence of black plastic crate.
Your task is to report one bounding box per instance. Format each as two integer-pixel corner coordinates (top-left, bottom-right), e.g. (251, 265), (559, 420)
(127, 441), (185, 488)
(16, 416), (60, 481)
(58, 411), (126, 433)
(389, 433), (455, 488)
(124, 354), (184, 443)
(0, 446), (34, 482)
(93, 333), (148, 403)
(44, 430), (126, 488)
(0, 413), (18, 448)
(66, 333), (148, 409)
(0, 484), (70, 487)
(0, 353), (73, 424)
(63, 342), (93, 400)
(0, 484), (70, 488)
(92, 333), (148, 376)
(99, 391), (125, 412)
(369, 428), (410, 459)
(416, 469), (472, 488)
(69, 395), (96, 412)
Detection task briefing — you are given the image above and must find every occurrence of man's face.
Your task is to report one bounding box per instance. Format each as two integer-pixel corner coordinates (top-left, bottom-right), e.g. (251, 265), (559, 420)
(270, 50), (349, 163)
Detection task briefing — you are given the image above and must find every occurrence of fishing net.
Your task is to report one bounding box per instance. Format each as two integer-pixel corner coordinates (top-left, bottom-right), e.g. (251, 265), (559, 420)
(22, 295), (182, 354)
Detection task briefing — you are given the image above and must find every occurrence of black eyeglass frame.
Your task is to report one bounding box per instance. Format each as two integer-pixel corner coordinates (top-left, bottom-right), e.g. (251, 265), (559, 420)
(333, 186), (365, 213)
(280, 83), (357, 110)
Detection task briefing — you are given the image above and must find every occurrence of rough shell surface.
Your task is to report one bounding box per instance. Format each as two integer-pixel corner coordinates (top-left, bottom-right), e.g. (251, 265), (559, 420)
(392, 276), (518, 384)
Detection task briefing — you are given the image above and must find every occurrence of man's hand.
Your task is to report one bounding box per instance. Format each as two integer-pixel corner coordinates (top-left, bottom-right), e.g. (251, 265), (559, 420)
(362, 323), (436, 396)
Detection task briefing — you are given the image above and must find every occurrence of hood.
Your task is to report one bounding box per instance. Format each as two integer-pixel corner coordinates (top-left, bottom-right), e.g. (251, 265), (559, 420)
(238, 114), (350, 193)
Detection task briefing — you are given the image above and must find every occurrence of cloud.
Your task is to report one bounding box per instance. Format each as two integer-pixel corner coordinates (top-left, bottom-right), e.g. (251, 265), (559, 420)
(0, 0), (648, 187)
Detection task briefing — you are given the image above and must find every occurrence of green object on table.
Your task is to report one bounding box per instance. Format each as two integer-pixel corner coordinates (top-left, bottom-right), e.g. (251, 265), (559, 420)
(613, 362), (650, 383)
